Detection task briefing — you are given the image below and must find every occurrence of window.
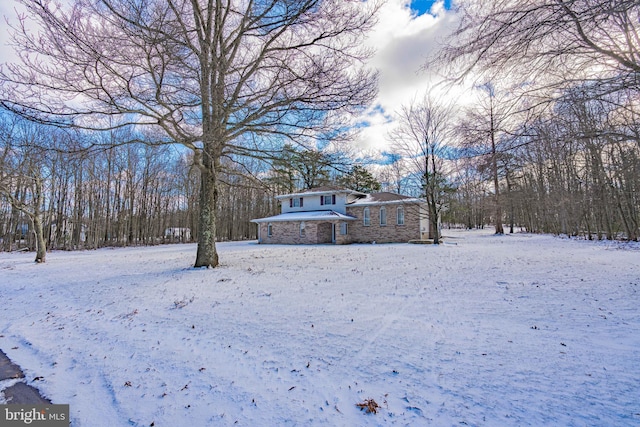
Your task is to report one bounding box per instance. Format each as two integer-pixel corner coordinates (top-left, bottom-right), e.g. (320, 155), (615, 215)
(380, 207), (387, 226)
(300, 222), (306, 237)
(321, 194), (336, 206)
(397, 206), (405, 225)
(291, 197), (303, 208)
(267, 223), (273, 237)
(363, 207), (370, 226)
(340, 222), (348, 235)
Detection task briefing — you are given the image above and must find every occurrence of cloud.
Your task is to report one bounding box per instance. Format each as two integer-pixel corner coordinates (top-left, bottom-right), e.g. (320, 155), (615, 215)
(0, 0), (51, 65)
(353, 0), (459, 154)
(0, 2), (18, 63)
(0, 0), (459, 159)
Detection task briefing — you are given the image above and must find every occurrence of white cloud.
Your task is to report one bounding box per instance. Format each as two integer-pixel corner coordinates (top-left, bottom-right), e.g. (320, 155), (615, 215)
(0, 2), (19, 64)
(0, 0), (64, 65)
(353, 0), (459, 154)
(0, 0), (460, 159)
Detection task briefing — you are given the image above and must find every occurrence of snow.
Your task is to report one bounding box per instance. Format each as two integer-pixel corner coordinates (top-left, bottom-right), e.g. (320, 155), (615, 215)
(250, 210), (356, 223)
(349, 194), (422, 205)
(1, 229), (639, 426)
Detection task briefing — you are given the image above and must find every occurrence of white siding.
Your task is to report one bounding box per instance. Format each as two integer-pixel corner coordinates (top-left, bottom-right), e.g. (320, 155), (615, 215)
(420, 205), (430, 238)
(280, 193), (348, 214)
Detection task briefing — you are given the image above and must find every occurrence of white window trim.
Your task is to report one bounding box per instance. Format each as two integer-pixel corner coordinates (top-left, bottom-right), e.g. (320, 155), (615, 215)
(380, 206), (387, 226)
(363, 207), (370, 226)
(397, 206), (405, 225)
(267, 223), (273, 237)
(340, 222), (348, 235)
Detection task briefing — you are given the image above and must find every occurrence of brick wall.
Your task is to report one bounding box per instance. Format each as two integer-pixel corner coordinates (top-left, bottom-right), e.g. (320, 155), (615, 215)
(335, 222), (352, 245)
(258, 221), (353, 244)
(257, 203), (425, 244)
(346, 203), (423, 243)
(259, 222), (313, 244)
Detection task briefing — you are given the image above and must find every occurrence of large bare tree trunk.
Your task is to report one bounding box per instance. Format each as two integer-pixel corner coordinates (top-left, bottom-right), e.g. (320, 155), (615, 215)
(194, 157), (219, 268)
(32, 174), (47, 263)
(488, 92), (504, 235)
(491, 129), (504, 235)
(2, 0), (379, 267)
(33, 214), (46, 263)
(428, 201), (440, 243)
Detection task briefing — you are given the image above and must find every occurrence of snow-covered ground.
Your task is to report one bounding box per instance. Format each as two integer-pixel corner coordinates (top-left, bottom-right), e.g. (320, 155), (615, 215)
(1, 228), (639, 426)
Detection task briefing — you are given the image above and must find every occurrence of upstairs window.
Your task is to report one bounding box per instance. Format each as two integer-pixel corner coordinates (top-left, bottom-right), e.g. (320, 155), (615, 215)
(290, 197), (303, 208)
(380, 206), (387, 226)
(321, 195), (336, 205)
(363, 207), (370, 226)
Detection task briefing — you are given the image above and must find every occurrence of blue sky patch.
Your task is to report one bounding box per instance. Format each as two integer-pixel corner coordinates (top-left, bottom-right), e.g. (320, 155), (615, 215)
(410, 0), (452, 15)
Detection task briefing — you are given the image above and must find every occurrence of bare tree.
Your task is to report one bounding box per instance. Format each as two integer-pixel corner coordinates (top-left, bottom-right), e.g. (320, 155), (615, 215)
(465, 84), (504, 233)
(439, 0), (640, 94)
(376, 153), (408, 194)
(389, 91), (455, 243)
(0, 118), (282, 255)
(1, 0), (379, 267)
(457, 83), (529, 234)
(430, 1), (640, 240)
(0, 116), (50, 262)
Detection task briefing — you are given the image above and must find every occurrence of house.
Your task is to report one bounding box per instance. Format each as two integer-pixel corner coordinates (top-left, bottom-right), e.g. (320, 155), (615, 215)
(251, 186), (429, 244)
(164, 227), (192, 242)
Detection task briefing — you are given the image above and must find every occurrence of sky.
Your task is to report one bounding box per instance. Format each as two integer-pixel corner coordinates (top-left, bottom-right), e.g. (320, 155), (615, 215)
(0, 0), (459, 155)
(411, 0), (453, 15)
(355, 0), (459, 154)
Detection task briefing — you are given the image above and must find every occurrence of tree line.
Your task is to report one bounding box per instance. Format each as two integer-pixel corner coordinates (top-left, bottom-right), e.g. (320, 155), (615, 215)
(0, 0), (380, 267)
(1, 0), (638, 266)
(0, 118), (279, 259)
(0, 116), (384, 260)
(441, 86), (639, 241)
(393, 0), (640, 242)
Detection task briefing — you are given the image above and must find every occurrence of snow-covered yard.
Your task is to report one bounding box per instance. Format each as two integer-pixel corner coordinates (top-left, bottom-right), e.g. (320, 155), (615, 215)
(1, 229), (639, 426)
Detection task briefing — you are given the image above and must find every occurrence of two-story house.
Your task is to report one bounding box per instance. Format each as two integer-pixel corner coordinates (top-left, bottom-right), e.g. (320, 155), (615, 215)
(251, 186), (429, 244)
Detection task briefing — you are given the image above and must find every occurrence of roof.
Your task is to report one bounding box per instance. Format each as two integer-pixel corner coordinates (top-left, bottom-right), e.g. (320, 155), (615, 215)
(251, 210), (358, 223)
(275, 187), (366, 200)
(301, 185), (347, 193)
(349, 192), (424, 205)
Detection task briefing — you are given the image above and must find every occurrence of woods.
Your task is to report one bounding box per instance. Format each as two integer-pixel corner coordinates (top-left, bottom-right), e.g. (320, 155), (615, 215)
(0, 0), (379, 266)
(0, 118), (277, 256)
(435, 0), (640, 239)
(0, 0), (639, 264)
